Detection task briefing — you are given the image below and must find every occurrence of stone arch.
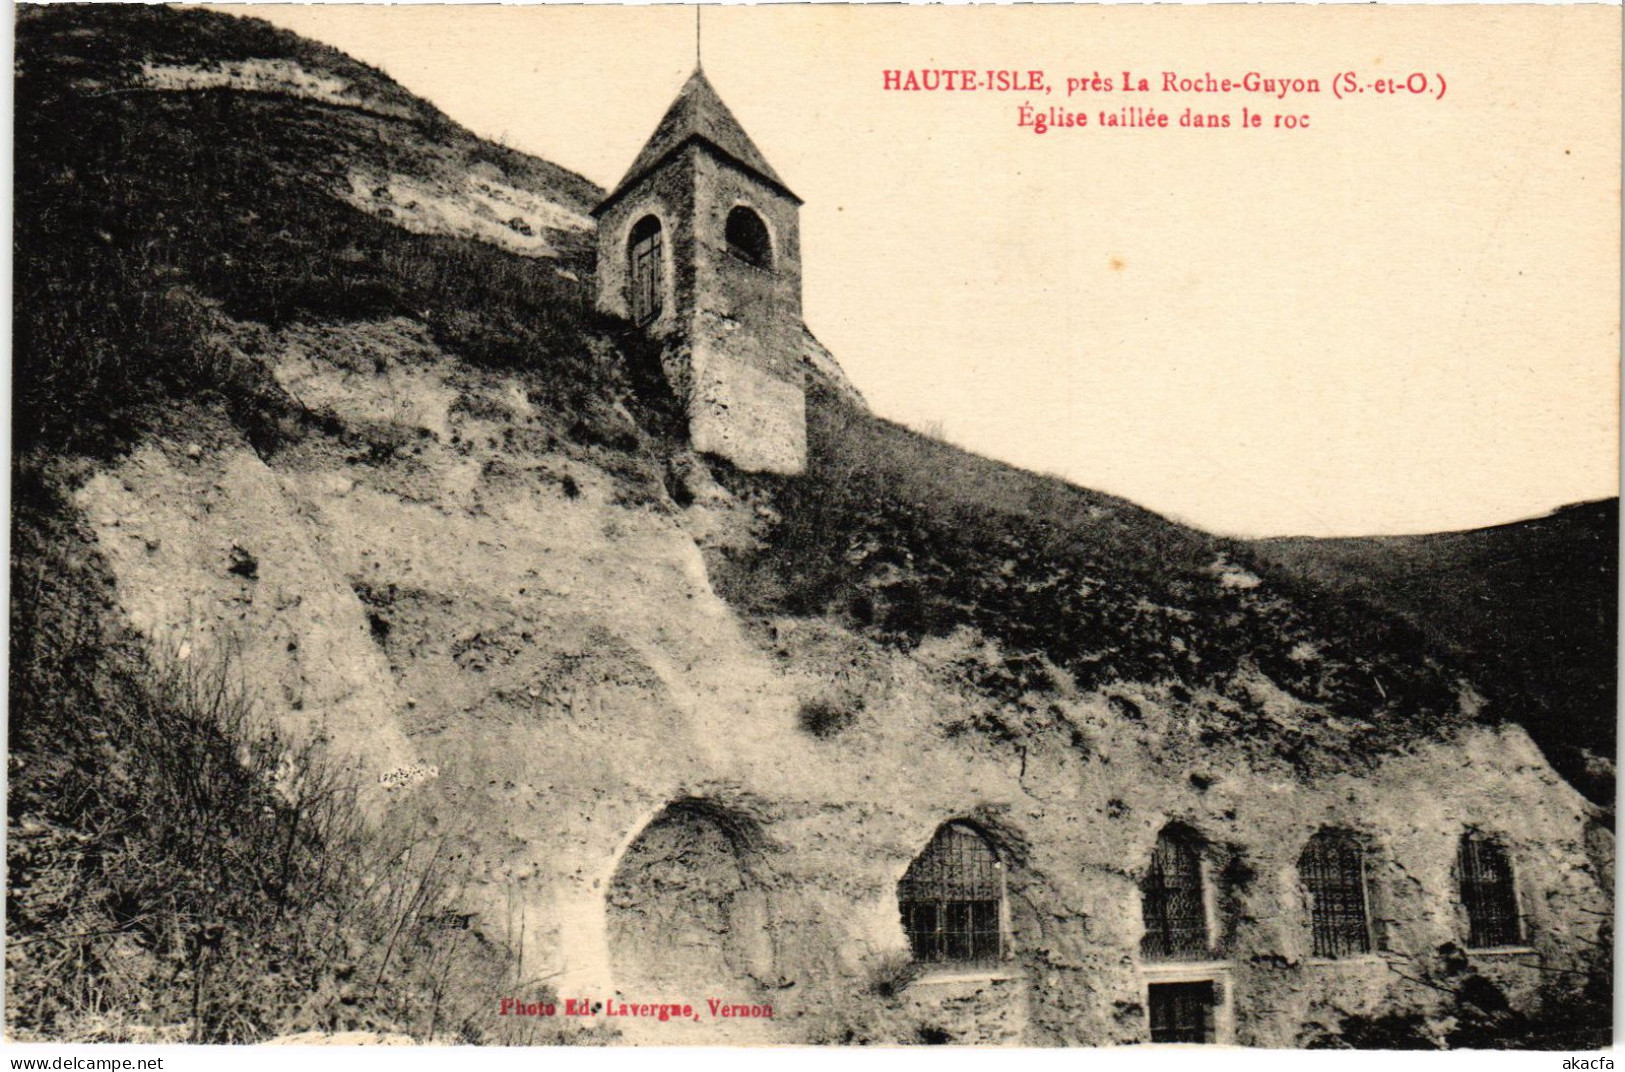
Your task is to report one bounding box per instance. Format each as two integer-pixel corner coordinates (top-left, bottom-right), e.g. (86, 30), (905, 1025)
(605, 797), (774, 995)
(724, 204), (773, 269)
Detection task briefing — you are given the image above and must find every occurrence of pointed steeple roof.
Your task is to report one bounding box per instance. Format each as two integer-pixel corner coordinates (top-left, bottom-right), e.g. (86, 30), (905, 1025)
(593, 69), (800, 216)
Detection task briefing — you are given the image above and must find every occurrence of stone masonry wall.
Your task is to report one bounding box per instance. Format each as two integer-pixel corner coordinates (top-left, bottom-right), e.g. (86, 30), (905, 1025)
(594, 147), (807, 476)
(686, 152), (806, 474)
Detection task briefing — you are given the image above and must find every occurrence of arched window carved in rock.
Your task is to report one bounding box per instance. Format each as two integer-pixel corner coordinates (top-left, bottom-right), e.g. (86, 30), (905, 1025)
(1141, 824), (1210, 960)
(725, 205), (772, 269)
(898, 821), (1006, 966)
(1299, 829), (1372, 958)
(628, 214), (664, 324)
(607, 801), (770, 994)
(1459, 831), (1521, 949)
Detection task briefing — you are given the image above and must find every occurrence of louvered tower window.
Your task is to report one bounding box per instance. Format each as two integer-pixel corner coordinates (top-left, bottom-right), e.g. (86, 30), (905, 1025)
(1299, 830), (1372, 958)
(629, 215), (663, 324)
(1141, 825), (1210, 960)
(898, 822), (1005, 965)
(725, 205), (772, 268)
(1459, 832), (1521, 949)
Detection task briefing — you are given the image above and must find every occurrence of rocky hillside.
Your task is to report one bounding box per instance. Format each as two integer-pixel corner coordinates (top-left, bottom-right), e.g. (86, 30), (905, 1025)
(11, 3), (628, 1041)
(1250, 500), (1618, 809)
(9, 4), (1609, 1045)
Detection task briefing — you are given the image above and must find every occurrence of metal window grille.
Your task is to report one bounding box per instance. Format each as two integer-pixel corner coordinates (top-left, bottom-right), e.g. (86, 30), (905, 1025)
(1299, 830), (1371, 958)
(1141, 828), (1209, 960)
(1148, 981), (1217, 1044)
(898, 822), (1005, 965)
(629, 217), (663, 324)
(1459, 833), (1520, 948)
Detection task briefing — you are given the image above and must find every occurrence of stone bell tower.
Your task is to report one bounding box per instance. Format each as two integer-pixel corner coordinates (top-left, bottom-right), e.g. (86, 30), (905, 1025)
(592, 68), (807, 476)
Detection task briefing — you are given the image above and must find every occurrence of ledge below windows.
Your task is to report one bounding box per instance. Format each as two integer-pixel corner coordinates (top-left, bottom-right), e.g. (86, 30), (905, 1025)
(1466, 946), (1539, 958)
(1140, 960), (1234, 983)
(1302, 954), (1389, 968)
(723, 247), (775, 274)
(908, 967), (1025, 986)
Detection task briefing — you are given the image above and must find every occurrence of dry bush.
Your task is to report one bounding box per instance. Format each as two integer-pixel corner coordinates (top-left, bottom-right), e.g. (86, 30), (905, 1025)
(6, 484), (564, 1043)
(796, 696), (862, 740)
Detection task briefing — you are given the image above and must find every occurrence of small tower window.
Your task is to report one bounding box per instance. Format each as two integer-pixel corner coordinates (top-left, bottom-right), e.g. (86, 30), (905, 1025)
(1299, 829), (1372, 958)
(725, 205), (772, 269)
(1142, 825), (1209, 960)
(898, 821), (1005, 965)
(1458, 832), (1521, 948)
(628, 214), (663, 324)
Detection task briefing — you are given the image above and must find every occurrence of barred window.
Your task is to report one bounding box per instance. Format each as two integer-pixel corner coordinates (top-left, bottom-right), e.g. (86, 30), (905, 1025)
(1459, 832), (1521, 949)
(629, 215), (664, 324)
(1148, 981), (1218, 1044)
(898, 822), (1005, 965)
(1299, 829), (1371, 958)
(1141, 825), (1210, 960)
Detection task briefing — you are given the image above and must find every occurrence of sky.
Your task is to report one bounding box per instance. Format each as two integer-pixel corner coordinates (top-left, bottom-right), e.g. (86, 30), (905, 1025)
(235, 4), (1620, 538)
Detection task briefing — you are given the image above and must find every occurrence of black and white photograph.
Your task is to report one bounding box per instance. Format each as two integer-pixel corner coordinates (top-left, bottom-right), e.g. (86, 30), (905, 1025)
(6, 1), (1619, 1056)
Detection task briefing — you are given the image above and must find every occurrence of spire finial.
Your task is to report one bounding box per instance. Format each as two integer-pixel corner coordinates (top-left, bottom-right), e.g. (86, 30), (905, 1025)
(696, 6), (703, 70)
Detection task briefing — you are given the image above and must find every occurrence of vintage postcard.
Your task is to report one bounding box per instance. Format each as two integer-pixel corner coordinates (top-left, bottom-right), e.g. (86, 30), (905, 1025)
(6, 1), (1619, 1059)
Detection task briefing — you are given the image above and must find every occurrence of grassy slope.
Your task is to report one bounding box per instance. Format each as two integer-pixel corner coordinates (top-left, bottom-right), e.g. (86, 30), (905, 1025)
(711, 386), (1472, 777)
(1249, 500), (1619, 808)
(13, 3), (618, 463)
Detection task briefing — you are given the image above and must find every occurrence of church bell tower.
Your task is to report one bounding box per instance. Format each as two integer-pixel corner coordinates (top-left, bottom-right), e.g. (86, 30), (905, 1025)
(592, 68), (807, 476)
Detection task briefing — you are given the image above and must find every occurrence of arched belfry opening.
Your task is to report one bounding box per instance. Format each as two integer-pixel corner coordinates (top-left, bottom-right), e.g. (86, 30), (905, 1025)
(628, 214), (664, 324)
(725, 205), (772, 269)
(592, 67), (807, 475)
(606, 799), (773, 995)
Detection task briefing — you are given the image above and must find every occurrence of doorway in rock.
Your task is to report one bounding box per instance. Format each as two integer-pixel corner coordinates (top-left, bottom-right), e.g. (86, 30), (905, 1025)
(1148, 981), (1217, 1043)
(606, 800), (773, 1001)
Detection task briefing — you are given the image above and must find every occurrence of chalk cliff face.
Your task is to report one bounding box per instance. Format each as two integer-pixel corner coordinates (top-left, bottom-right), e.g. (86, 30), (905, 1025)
(69, 315), (1612, 1045)
(14, 5), (1612, 1047)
